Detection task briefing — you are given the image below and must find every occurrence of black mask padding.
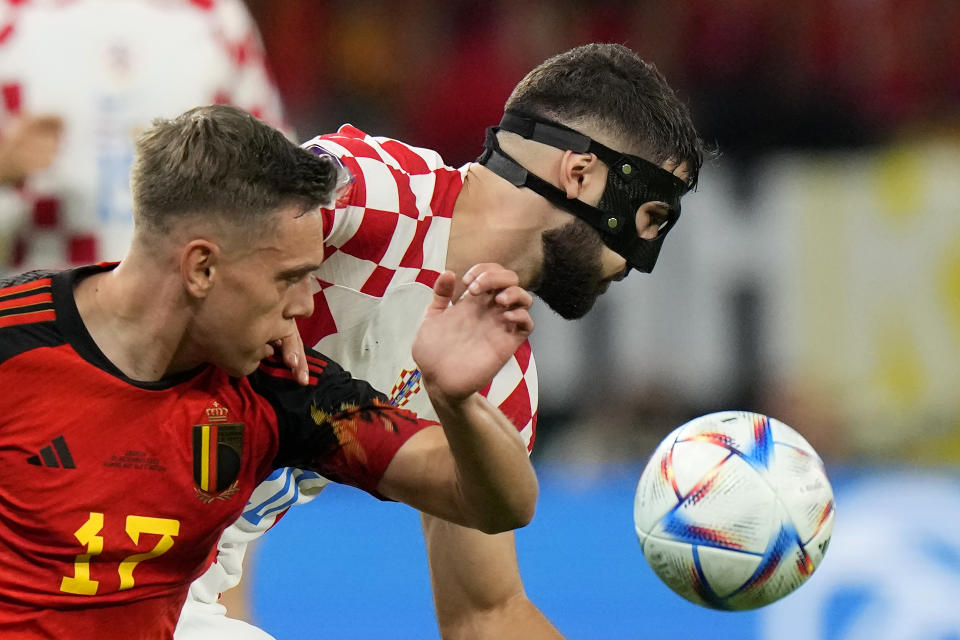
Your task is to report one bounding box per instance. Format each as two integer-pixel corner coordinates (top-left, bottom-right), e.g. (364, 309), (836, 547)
(477, 111), (689, 273)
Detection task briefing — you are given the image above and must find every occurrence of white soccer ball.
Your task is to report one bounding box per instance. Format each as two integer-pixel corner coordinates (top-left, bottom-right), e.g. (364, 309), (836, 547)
(633, 410), (835, 610)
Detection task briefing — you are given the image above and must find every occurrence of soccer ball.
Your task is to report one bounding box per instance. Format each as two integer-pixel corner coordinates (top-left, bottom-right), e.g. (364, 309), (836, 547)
(633, 411), (835, 610)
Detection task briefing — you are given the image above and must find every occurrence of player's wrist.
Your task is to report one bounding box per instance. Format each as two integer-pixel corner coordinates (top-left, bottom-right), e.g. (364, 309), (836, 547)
(424, 381), (479, 413)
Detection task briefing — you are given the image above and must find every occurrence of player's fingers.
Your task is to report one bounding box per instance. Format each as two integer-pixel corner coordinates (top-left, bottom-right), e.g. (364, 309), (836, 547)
(494, 285), (532, 310)
(275, 330), (309, 386)
(463, 262), (518, 286)
(461, 263), (483, 286)
(501, 308), (535, 333)
(292, 337), (309, 386)
(428, 270), (457, 311)
(463, 263), (520, 295)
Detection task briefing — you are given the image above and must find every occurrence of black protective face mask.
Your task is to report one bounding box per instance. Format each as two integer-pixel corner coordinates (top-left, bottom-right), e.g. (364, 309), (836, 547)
(477, 111), (690, 273)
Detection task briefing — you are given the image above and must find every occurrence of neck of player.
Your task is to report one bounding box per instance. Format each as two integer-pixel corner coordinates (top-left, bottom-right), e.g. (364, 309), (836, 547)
(73, 257), (196, 382)
(447, 163), (553, 297)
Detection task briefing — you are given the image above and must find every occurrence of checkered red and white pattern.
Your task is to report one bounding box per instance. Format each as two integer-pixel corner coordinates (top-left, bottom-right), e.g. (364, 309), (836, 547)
(479, 340), (538, 451)
(0, 0), (288, 273)
(299, 125), (538, 450)
(297, 126), (456, 342)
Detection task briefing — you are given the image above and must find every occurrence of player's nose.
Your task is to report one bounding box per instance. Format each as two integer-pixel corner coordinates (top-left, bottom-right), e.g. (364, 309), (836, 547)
(286, 279), (316, 319)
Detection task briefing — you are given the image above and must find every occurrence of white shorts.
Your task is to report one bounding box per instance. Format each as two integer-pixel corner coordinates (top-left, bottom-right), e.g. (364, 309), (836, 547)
(174, 598), (276, 640)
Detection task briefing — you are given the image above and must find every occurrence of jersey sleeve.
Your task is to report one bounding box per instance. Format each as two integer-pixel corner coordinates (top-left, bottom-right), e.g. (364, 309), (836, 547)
(249, 351), (436, 498)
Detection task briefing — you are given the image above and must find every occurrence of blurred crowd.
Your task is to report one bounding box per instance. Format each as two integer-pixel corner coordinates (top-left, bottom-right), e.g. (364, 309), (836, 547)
(248, 0), (960, 166)
(245, 0), (960, 467)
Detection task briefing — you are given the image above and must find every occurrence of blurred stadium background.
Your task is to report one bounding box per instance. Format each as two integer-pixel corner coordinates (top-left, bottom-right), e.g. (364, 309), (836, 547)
(239, 1), (960, 637)
(242, 1), (960, 637)
(232, 1), (960, 637)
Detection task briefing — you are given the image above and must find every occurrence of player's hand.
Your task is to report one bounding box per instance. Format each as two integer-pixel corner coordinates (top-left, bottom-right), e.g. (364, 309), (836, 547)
(413, 263), (533, 402)
(0, 114), (63, 184)
(272, 327), (309, 386)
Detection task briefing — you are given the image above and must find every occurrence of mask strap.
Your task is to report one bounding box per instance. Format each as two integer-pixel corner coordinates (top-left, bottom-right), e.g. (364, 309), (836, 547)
(478, 127), (632, 238)
(498, 111), (689, 205)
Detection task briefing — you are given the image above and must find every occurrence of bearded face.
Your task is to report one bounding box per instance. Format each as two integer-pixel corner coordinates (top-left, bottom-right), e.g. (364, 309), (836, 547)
(532, 218), (609, 320)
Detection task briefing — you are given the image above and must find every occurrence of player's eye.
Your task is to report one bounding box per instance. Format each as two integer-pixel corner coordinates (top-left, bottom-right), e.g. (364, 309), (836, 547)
(279, 272), (308, 287)
(638, 204), (671, 239)
(655, 214), (672, 235)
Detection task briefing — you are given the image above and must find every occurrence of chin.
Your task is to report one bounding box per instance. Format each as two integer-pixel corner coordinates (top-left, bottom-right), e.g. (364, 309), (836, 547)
(222, 358), (260, 379)
(544, 293), (599, 320)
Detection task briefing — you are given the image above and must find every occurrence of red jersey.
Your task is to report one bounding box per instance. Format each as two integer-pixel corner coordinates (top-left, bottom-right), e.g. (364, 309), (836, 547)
(0, 266), (432, 638)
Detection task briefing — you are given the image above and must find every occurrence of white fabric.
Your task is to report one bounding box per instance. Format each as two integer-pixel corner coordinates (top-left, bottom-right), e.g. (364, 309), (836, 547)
(0, 0), (286, 272)
(176, 468), (328, 639)
(175, 599), (276, 640)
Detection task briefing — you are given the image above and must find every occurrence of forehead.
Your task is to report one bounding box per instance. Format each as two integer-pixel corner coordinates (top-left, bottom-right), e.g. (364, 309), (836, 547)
(249, 205), (326, 269)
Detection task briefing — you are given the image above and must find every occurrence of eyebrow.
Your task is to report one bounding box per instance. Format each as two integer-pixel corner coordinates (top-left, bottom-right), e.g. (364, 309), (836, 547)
(277, 264), (323, 280)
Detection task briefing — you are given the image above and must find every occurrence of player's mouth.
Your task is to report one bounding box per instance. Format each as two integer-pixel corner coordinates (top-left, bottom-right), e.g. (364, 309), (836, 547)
(264, 340), (281, 358)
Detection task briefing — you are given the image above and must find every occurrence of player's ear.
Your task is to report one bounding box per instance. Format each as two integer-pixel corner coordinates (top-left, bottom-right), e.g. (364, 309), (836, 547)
(558, 150), (601, 200)
(181, 240), (219, 298)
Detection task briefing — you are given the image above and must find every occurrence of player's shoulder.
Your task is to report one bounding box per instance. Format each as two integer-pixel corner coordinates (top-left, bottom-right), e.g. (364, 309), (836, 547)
(0, 269), (59, 290)
(302, 125), (450, 175)
(247, 349), (384, 413)
(0, 269), (63, 363)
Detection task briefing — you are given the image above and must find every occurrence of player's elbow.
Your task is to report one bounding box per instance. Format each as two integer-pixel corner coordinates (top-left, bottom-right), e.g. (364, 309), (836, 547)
(475, 478), (538, 534)
(475, 508), (534, 535)
(506, 479), (538, 532)
(487, 507), (535, 535)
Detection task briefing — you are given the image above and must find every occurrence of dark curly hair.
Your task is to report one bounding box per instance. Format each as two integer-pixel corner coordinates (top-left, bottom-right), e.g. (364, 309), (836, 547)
(506, 43), (706, 188)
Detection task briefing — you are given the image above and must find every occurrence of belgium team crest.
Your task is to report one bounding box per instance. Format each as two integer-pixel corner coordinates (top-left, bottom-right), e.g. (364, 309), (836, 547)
(192, 401), (244, 502)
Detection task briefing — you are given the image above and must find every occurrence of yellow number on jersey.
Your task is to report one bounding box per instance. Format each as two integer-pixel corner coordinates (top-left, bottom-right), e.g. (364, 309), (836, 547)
(118, 516), (180, 590)
(60, 512), (104, 595)
(60, 512), (180, 595)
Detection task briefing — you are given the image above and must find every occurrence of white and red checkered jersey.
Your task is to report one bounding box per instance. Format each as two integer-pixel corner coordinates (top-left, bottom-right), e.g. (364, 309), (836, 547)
(178, 127), (539, 638)
(299, 125), (538, 447)
(0, 0), (288, 273)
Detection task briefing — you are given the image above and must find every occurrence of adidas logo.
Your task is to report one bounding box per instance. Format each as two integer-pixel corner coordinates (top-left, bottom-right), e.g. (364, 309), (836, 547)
(26, 435), (75, 469)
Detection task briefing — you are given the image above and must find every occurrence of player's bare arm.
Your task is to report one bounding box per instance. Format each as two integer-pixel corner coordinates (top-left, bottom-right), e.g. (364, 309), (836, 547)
(377, 264), (538, 534)
(418, 269), (561, 637)
(423, 516), (565, 640)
